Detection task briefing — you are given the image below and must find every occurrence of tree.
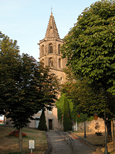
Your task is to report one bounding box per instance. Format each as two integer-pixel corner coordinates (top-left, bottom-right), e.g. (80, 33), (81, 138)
(63, 97), (72, 131)
(61, 68), (115, 140)
(0, 33), (20, 115)
(61, 67), (98, 116)
(38, 108), (47, 131)
(61, 0), (115, 140)
(61, 0), (115, 94)
(56, 93), (75, 123)
(0, 33), (59, 152)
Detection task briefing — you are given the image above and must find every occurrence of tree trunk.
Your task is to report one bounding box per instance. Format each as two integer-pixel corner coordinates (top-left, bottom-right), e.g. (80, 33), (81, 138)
(106, 120), (112, 142)
(19, 128), (22, 153)
(113, 122), (115, 151)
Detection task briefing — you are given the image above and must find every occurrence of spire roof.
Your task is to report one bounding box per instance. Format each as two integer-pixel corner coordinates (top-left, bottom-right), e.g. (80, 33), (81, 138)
(45, 13), (60, 39)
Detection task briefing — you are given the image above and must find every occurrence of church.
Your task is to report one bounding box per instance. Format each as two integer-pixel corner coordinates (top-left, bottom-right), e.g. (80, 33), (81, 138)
(29, 12), (67, 130)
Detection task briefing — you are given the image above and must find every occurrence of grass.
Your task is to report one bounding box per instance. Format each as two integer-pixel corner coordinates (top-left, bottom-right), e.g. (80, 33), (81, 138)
(74, 130), (115, 154)
(0, 126), (48, 154)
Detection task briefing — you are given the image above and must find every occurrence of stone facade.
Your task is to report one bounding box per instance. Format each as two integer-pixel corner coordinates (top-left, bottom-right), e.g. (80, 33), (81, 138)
(77, 118), (105, 132)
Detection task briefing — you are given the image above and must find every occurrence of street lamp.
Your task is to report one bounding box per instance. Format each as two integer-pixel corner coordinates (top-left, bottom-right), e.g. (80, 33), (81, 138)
(77, 113), (80, 118)
(94, 112), (98, 120)
(84, 114), (86, 138)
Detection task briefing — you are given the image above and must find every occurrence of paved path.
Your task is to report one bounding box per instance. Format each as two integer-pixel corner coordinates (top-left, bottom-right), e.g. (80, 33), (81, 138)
(46, 130), (97, 154)
(46, 130), (71, 154)
(70, 133), (97, 154)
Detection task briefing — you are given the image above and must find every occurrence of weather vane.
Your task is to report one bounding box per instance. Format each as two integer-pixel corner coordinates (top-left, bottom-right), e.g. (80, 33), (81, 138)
(51, 7), (53, 14)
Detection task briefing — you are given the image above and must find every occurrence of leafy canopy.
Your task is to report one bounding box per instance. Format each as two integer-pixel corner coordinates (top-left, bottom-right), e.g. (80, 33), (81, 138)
(61, 0), (115, 94)
(0, 33), (59, 129)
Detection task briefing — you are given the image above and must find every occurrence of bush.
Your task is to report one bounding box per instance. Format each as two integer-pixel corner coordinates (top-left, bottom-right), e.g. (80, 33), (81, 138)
(8, 152), (21, 154)
(8, 152), (27, 154)
(38, 109), (47, 131)
(63, 97), (72, 131)
(9, 130), (26, 137)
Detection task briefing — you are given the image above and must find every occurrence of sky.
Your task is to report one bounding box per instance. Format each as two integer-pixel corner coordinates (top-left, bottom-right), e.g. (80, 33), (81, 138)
(0, 0), (98, 61)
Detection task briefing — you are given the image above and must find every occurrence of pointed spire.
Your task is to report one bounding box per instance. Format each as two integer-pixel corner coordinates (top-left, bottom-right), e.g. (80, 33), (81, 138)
(45, 12), (60, 39)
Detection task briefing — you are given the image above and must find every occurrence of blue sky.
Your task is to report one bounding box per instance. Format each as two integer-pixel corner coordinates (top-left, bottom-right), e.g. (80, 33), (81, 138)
(0, 0), (97, 61)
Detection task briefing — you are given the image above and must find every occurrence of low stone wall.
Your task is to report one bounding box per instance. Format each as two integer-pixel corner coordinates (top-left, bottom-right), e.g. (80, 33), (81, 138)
(77, 118), (105, 132)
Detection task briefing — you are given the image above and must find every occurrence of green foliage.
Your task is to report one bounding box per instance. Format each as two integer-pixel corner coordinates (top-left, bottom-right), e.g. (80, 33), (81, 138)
(0, 33), (59, 129)
(63, 97), (72, 131)
(77, 113), (94, 124)
(61, 1), (115, 139)
(56, 93), (65, 122)
(38, 109), (47, 131)
(61, 0), (115, 95)
(62, 67), (115, 120)
(61, 68), (97, 115)
(61, 0), (115, 118)
(0, 34), (20, 115)
(56, 93), (76, 122)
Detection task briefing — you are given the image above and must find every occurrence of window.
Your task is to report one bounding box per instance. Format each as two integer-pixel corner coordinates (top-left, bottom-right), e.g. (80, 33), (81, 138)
(38, 109), (42, 113)
(59, 58), (61, 68)
(48, 110), (52, 114)
(41, 45), (44, 55)
(49, 57), (53, 67)
(58, 44), (60, 54)
(49, 43), (53, 53)
(47, 105), (52, 114)
(48, 108), (52, 114)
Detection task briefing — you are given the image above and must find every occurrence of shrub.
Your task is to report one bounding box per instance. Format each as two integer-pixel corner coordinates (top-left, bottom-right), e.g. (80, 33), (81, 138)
(8, 152), (22, 154)
(38, 109), (47, 131)
(8, 152), (27, 154)
(63, 97), (72, 131)
(9, 130), (26, 137)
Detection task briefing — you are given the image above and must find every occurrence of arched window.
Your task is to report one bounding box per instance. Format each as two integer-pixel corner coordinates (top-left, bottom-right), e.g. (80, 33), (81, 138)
(41, 45), (44, 55)
(59, 58), (61, 68)
(58, 44), (60, 54)
(49, 57), (53, 67)
(48, 105), (52, 114)
(49, 43), (53, 53)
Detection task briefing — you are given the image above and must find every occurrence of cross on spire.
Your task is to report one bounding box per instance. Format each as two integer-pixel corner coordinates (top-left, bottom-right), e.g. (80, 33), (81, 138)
(51, 7), (53, 14)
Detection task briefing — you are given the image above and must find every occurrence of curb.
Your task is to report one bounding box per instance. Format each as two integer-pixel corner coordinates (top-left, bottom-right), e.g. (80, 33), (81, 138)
(69, 132), (103, 154)
(44, 132), (52, 154)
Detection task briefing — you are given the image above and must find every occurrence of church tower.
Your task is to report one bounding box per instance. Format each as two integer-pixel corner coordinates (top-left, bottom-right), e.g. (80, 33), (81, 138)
(37, 12), (67, 130)
(38, 12), (67, 87)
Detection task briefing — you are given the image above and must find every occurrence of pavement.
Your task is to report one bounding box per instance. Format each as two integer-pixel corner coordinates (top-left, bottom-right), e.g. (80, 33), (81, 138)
(46, 130), (98, 154)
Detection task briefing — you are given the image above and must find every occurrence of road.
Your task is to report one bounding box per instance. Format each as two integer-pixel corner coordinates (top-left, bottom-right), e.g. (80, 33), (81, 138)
(46, 130), (97, 154)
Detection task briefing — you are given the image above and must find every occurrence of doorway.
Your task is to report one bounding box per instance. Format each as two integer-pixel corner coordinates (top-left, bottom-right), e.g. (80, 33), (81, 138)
(49, 119), (53, 130)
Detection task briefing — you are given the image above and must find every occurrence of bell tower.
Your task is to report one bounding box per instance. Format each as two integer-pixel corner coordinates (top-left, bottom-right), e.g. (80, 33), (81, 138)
(38, 12), (67, 88)
(36, 12), (67, 130)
